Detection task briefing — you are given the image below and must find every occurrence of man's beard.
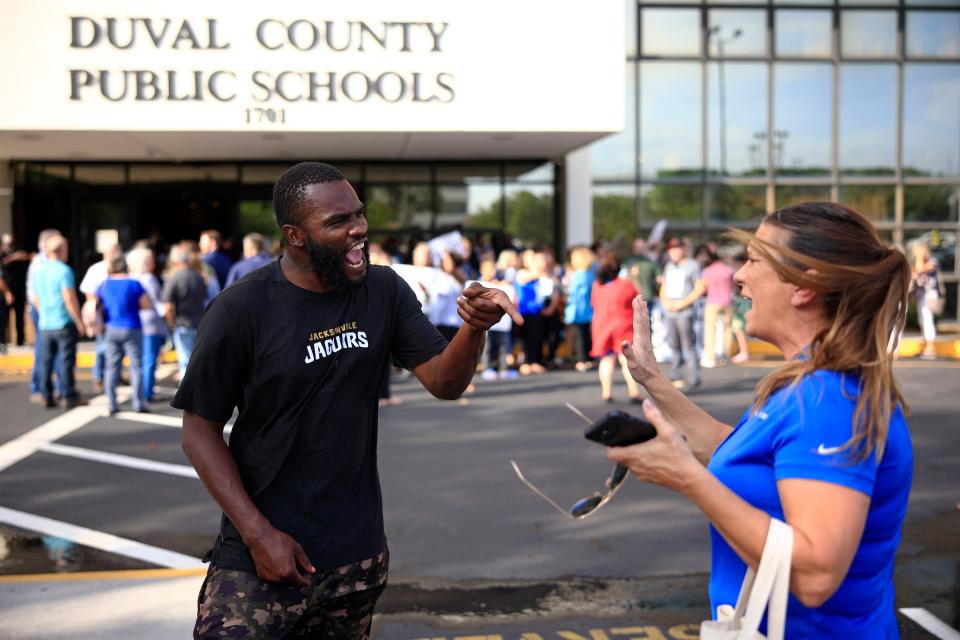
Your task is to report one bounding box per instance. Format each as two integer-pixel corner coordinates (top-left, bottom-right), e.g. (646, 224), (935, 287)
(306, 238), (368, 291)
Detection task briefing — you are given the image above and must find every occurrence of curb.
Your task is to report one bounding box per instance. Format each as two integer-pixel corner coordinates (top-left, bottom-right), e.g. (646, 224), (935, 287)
(1, 338), (958, 373)
(0, 349), (178, 373)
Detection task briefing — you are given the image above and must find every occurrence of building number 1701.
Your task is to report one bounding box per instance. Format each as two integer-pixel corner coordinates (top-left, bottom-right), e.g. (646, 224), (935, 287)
(245, 108), (286, 124)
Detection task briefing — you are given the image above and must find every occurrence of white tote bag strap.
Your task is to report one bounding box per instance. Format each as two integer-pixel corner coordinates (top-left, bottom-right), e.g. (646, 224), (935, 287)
(764, 522), (794, 640)
(738, 518), (793, 640)
(729, 566), (757, 622)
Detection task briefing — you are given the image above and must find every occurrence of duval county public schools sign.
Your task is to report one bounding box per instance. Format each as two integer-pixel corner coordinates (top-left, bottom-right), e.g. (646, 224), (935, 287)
(68, 18), (456, 108)
(0, 0), (623, 133)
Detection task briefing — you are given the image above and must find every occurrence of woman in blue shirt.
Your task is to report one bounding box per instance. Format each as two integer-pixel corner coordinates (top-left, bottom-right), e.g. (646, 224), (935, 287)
(608, 203), (913, 638)
(96, 254), (152, 414)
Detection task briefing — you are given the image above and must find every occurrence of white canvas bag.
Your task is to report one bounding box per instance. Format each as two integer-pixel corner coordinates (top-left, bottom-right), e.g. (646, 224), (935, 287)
(700, 518), (794, 640)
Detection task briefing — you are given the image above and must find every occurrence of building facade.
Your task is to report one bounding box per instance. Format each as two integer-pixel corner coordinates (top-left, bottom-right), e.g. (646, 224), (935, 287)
(592, 0), (960, 319)
(1, 1), (958, 319)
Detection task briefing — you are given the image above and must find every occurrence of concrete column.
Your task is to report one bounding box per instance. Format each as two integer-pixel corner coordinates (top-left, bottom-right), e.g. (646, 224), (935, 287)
(564, 146), (592, 248)
(0, 161), (11, 236)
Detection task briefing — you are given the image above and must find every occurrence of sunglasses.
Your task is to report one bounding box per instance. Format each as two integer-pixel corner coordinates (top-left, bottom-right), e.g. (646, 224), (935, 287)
(510, 403), (629, 520)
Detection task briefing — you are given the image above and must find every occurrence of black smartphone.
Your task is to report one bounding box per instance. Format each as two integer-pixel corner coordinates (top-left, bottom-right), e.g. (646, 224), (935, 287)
(584, 410), (657, 447)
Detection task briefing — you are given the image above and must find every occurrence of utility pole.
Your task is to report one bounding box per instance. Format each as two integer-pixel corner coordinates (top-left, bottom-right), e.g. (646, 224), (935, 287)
(708, 26), (742, 177)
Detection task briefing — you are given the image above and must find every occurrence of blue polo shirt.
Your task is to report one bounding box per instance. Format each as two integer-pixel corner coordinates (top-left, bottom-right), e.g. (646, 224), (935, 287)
(707, 370), (912, 638)
(32, 259), (75, 331)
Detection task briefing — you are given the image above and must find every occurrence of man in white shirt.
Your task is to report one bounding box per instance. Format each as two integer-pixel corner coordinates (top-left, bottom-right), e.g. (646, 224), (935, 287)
(79, 242), (122, 389)
(659, 237), (705, 392)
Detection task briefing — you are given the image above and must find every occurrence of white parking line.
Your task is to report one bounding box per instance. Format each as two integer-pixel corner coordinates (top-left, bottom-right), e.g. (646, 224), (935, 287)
(900, 608), (960, 639)
(0, 505), (203, 569)
(113, 411), (234, 435)
(114, 412), (183, 427)
(0, 406), (102, 473)
(39, 443), (199, 479)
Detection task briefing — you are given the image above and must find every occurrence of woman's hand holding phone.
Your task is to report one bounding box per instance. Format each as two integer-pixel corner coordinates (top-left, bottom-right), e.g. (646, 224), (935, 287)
(604, 399), (705, 495)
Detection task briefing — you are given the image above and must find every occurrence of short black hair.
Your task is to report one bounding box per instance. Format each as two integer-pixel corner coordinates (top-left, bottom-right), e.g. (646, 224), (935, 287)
(273, 162), (346, 227)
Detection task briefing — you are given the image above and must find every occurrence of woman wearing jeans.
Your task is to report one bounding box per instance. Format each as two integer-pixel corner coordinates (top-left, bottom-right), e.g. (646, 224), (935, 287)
(96, 254), (151, 414)
(127, 247), (166, 403)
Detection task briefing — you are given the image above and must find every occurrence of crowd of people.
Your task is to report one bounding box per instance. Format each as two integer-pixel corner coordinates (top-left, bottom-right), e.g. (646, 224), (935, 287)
(0, 221), (949, 409)
(0, 229), (275, 412)
(368, 232), (758, 403)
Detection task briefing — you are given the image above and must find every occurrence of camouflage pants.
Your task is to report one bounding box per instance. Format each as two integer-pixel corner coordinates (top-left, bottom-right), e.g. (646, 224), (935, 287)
(194, 552), (388, 639)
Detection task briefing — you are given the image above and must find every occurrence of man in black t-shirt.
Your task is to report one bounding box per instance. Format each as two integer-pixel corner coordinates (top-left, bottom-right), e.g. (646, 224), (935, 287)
(174, 162), (522, 639)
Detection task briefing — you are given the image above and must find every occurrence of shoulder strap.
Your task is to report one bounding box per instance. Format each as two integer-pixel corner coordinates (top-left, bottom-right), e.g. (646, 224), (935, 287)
(738, 518), (793, 640)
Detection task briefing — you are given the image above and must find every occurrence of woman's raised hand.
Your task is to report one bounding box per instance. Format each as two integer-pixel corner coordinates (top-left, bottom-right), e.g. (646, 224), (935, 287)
(620, 295), (661, 384)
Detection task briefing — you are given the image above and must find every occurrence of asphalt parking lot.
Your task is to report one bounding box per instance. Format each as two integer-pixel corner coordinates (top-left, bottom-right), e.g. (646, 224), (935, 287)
(0, 358), (958, 639)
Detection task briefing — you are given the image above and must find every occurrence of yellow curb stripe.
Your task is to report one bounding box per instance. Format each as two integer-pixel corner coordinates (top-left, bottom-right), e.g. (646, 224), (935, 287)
(0, 350), (178, 371)
(0, 567), (207, 583)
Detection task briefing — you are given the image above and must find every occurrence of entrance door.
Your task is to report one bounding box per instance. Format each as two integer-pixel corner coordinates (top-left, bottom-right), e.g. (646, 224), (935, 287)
(137, 193), (236, 250)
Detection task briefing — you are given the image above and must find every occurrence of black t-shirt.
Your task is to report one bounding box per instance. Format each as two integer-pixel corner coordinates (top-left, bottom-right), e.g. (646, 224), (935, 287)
(172, 260), (447, 573)
(160, 268), (207, 328)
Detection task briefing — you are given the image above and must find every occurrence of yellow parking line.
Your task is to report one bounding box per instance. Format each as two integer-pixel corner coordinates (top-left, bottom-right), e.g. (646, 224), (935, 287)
(0, 567), (207, 583)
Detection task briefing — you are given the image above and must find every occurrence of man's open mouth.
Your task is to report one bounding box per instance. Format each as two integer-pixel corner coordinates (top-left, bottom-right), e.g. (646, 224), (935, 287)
(345, 241), (366, 266)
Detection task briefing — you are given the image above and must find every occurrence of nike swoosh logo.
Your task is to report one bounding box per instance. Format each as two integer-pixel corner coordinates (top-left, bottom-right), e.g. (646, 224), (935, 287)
(817, 444), (843, 455)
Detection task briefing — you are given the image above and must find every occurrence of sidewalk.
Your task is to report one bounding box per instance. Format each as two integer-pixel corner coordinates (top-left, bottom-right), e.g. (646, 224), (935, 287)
(0, 569), (205, 640)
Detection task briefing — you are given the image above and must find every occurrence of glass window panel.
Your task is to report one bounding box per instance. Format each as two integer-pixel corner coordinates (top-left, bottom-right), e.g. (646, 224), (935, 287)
(707, 63), (767, 177)
(74, 165), (125, 185)
(241, 163), (360, 184)
(241, 164), (284, 185)
(435, 183), (504, 230)
(626, 0), (637, 59)
(842, 0), (897, 4)
(708, 185), (767, 222)
(905, 185), (960, 222)
(25, 163), (71, 184)
(775, 185), (833, 209)
(642, 9), (701, 57)
(838, 185), (895, 221)
(904, 65), (960, 178)
(365, 184), (432, 230)
(640, 183), (702, 224)
(907, 12), (960, 58)
(365, 165), (430, 182)
(649, 0), (700, 4)
(435, 165), (501, 182)
(774, 64), (832, 176)
(840, 64), (897, 176)
(709, 0), (766, 4)
(503, 184), (555, 248)
(129, 164), (237, 183)
(238, 200), (281, 240)
(506, 163), (554, 183)
(435, 185), (504, 236)
(592, 64), (637, 181)
(775, 10), (832, 57)
(640, 63), (702, 179)
(708, 10), (768, 58)
(906, 0), (960, 6)
(841, 11), (897, 58)
(905, 229), (956, 275)
(76, 199), (132, 264)
(593, 184), (637, 243)
(776, 0), (836, 4)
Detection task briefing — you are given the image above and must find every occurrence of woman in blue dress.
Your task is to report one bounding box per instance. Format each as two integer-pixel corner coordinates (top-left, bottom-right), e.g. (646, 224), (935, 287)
(609, 202), (913, 638)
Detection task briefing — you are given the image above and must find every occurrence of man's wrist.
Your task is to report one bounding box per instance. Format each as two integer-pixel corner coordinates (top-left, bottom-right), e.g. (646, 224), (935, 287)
(237, 514), (274, 544)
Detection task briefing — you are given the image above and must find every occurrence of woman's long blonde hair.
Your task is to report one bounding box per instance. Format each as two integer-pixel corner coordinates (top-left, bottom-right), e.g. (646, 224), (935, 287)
(730, 203), (911, 461)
